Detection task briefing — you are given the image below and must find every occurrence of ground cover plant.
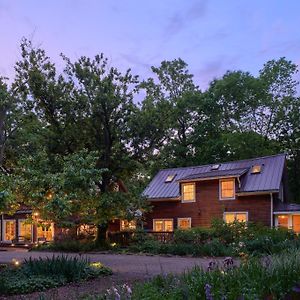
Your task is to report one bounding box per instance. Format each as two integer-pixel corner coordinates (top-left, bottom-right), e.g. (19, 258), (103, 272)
(97, 250), (300, 300)
(0, 255), (111, 295)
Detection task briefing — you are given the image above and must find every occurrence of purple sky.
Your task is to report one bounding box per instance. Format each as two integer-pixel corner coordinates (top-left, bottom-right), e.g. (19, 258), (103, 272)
(0, 0), (300, 89)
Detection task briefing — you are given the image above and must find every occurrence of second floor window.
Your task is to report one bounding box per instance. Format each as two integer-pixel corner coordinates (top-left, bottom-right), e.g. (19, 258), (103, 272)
(220, 178), (235, 200)
(182, 183), (195, 202)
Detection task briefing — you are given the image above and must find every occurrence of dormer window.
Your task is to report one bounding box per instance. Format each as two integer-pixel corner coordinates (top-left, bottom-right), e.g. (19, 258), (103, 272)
(251, 165), (262, 174)
(211, 164), (220, 170)
(165, 174), (176, 183)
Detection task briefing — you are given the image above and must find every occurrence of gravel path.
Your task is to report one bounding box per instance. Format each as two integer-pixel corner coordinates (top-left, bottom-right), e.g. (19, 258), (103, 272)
(0, 248), (233, 299)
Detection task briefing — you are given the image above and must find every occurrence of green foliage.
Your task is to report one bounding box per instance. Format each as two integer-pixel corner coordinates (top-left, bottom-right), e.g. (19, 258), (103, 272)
(0, 40), (300, 245)
(132, 250), (300, 299)
(0, 255), (111, 295)
(127, 221), (299, 257)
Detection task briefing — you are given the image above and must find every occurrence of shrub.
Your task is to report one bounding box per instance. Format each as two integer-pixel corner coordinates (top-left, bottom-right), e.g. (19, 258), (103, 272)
(173, 227), (213, 245)
(33, 239), (110, 252)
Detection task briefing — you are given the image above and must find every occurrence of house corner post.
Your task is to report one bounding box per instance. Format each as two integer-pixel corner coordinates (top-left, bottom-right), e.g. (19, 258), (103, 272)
(270, 193), (273, 228)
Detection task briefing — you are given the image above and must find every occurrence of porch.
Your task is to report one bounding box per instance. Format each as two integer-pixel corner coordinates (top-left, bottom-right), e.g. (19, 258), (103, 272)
(273, 202), (300, 233)
(0, 212), (54, 245)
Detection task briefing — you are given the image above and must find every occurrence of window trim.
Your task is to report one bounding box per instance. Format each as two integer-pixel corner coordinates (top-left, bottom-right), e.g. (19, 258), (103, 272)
(219, 178), (236, 200)
(223, 212), (248, 223)
(177, 217), (192, 229)
(18, 219), (33, 242)
(153, 218), (174, 232)
(181, 182), (196, 203)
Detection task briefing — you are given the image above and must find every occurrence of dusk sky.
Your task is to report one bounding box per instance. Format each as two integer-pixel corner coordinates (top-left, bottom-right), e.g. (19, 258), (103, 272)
(0, 0), (299, 89)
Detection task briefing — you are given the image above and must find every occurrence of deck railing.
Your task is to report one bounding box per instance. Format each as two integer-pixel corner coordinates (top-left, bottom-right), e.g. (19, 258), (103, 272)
(108, 231), (174, 246)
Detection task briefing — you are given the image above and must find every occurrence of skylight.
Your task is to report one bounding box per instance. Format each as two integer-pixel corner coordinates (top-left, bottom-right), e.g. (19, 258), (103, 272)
(165, 174), (176, 183)
(211, 164), (220, 170)
(251, 165), (262, 174)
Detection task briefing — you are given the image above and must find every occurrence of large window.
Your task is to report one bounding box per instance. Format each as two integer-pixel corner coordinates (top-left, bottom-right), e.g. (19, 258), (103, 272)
(182, 183), (195, 202)
(37, 223), (54, 241)
(18, 220), (32, 241)
(277, 215), (289, 229)
(220, 179), (235, 200)
(224, 212), (248, 224)
(120, 220), (136, 231)
(293, 216), (300, 233)
(4, 220), (16, 242)
(178, 218), (191, 229)
(153, 219), (173, 232)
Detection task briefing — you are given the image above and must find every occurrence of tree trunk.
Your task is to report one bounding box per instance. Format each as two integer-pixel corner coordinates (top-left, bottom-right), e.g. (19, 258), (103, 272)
(95, 223), (109, 245)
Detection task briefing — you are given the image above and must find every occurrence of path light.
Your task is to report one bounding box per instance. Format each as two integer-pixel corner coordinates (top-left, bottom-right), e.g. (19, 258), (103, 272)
(12, 259), (20, 267)
(90, 262), (103, 268)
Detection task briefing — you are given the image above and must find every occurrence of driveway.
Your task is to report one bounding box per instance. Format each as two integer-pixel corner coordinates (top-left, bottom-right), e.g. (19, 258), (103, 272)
(0, 247), (222, 276)
(0, 248), (232, 299)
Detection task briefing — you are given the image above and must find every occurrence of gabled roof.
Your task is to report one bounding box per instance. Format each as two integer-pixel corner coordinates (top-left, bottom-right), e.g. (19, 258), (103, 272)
(143, 154), (286, 200)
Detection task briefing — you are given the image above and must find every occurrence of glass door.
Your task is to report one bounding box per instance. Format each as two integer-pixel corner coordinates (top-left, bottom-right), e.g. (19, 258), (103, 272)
(4, 220), (16, 242)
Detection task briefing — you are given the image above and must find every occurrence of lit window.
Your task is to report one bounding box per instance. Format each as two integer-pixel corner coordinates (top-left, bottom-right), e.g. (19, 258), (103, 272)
(153, 219), (173, 232)
(178, 218), (191, 229)
(277, 215), (289, 229)
(182, 183), (195, 202)
(77, 224), (96, 237)
(224, 212), (248, 223)
(19, 220), (32, 241)
(293, 216), (300, 233)
(220, 179), (235, 200)
(165, 174), (176, 183)
(4, 220), (16, 242)
(120, 220), (136, 231)
(37, 223), (54, 241)
(251, 165), (261, 174)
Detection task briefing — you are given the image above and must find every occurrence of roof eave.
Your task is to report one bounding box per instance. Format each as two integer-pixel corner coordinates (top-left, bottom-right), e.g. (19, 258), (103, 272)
(273, 211), (300, 214)
(237, 190), (279, 196)
(147, 197), (180, 202)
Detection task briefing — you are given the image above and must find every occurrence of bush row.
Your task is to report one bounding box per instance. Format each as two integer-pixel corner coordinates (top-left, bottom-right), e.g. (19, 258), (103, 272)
(128, 220), (300, 257)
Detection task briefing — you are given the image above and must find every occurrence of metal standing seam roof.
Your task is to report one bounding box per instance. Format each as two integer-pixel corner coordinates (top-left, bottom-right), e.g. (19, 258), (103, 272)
(143, 153), (286, 200)
(179, 168), (249, 181)
(273, 202), (300, 212)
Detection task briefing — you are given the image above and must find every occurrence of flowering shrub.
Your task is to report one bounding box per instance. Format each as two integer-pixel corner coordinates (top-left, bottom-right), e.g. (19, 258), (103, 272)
(106, 283), (132, 300)
(132, 250), (300, 299)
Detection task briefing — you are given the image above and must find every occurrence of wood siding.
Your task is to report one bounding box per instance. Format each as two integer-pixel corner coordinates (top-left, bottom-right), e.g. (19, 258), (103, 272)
(145, 179), (272, 230)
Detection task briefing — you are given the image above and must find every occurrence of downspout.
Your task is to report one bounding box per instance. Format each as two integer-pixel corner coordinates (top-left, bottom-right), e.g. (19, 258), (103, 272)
(237, 177), (241, 189)
(270, 193), (273, 228)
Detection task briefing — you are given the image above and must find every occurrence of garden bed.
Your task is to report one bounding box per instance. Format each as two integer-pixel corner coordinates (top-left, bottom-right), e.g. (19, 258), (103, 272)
(0, 255), (111, 296)
(93, 250), (300, 300)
